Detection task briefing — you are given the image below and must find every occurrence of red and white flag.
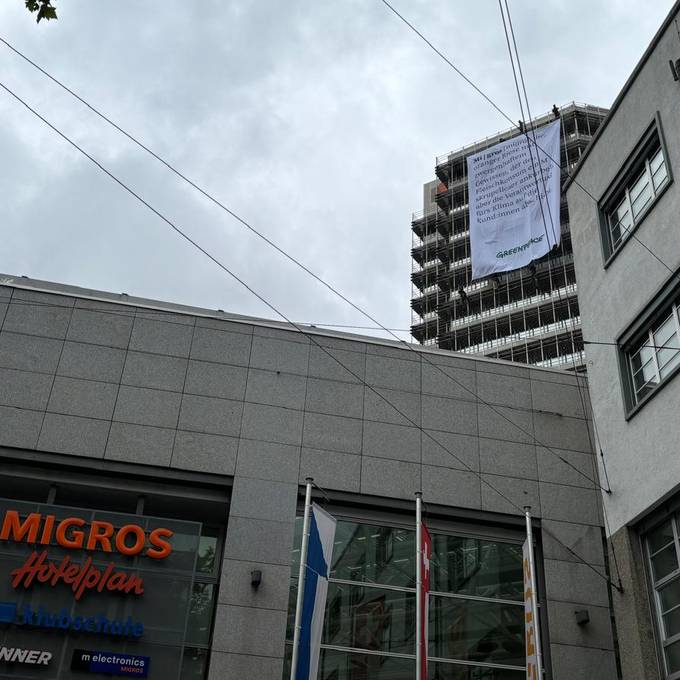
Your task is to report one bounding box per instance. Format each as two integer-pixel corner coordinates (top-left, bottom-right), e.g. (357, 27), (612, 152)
(420, 523), (432, 679)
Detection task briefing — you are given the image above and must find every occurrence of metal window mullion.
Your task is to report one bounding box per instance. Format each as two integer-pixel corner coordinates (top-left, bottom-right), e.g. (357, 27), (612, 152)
(651, 328), (662, 383)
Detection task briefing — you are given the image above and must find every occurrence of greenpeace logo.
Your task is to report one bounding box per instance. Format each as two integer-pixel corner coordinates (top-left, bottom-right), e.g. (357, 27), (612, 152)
(496, 235), (544, 259)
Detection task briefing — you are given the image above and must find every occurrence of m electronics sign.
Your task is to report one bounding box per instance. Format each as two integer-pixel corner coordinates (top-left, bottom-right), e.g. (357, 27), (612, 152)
(0, 498), (201, 679)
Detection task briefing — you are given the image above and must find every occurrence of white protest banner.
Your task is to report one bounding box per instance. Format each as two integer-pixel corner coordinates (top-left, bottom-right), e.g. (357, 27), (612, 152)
(467, 119), (561, 280)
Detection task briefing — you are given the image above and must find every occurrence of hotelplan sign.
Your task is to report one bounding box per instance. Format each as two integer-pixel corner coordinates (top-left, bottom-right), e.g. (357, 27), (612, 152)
(0, 498), (201, 679)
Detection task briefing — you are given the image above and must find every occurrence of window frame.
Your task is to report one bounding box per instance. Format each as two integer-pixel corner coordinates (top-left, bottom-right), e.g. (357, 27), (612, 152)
(598, 113), (672, 268)
(617, 268), (680, 418)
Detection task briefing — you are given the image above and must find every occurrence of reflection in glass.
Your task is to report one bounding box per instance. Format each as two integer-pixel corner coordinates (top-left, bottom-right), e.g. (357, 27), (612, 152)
(181, 647), (209, 679)
(197, 529), (219, 575)
(319, 647), (414, 680)
(429, 661), (523, 679)
(429, 597), (524, 667)
(186, 583), (215, 646)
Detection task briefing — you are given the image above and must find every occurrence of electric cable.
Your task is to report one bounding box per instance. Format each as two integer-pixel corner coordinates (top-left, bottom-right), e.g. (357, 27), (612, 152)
(0, 42), (612, 493)
(0, 80), (617, 590)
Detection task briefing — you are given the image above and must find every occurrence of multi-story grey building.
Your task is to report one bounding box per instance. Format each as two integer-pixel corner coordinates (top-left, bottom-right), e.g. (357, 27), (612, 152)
(0, 274), (617, 679)
(565, 2), (680, 678)
(411, 102), (608, 371)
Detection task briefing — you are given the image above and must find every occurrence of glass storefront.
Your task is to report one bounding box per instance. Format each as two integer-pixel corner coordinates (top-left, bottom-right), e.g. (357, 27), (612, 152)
(284, 517), (525, 679)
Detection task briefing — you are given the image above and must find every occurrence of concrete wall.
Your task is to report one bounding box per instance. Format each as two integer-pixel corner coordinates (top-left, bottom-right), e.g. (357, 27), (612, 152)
(0, 276), (616, 679)
(566, 3), (680, 536)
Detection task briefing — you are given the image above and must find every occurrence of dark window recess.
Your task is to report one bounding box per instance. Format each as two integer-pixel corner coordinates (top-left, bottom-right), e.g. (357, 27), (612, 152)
(599, 118), (671, 263)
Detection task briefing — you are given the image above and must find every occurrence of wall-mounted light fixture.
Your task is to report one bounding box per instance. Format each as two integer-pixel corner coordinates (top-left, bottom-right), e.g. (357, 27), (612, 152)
(251, 569), (262, 590)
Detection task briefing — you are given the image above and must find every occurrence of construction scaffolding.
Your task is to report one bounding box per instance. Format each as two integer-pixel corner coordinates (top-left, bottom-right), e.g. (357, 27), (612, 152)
(410, 102), (609, 371)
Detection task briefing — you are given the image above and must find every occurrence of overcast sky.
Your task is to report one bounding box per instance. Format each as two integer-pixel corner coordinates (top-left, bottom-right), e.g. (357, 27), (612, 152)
(0, 0), (674, 340)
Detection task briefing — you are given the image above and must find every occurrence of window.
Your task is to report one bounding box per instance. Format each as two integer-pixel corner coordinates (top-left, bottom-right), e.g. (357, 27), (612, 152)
(284, 518), (526, 679)
(619, 276), (680, 414)
(646, 515), (680, 678)
(600, 117), (671, 262)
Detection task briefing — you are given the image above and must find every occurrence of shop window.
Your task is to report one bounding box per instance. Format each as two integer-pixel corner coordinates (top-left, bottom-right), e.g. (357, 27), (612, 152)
(599, 116), (671, 264)
(284, 517), (525, 679)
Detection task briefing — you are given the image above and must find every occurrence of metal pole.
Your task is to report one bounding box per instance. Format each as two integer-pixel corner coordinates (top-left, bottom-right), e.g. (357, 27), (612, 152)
(415, 491), (422, 680)
(524, 506), (544, 679)
(290, 478), (314, 680)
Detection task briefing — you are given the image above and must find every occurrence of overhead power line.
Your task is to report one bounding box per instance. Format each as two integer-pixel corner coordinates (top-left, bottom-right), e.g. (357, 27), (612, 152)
(0, 39), (609, 495)
(0, 80), (617, 590)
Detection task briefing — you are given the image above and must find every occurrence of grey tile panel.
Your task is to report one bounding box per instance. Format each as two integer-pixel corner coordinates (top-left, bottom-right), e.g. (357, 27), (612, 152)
(305, 378), (364, 419)
(480, 474), (540, 516)
(171, 431), (238, 475)
(532, 379), (590, 419)
(479, 439), (538, 479)
(477, 370), (532, 409)
(299, 448), (361, 493)
(544, 558), (610, 607)
(190, 326), (253, 366)
(547, 600), (615, 649)
(3, 297), (72, 339)
(421, 363), (476, 401)
(0, 368), (53, 410)
(549, 644), (617, 680)
(249, 336), (310, 375)
(230, 478), (298, 523)
(365, 354), (420, 392)
(537, 447), (597, 488)
(47, 376), (118, 420)
(302, 412), (362, 454)
(185, 360), (248, 401)
(307, 345), (366, 384)
(0, 405), (43, 449)
(361, 457), (420, 500)
(57, 342), (125, 383)
(38, 413), (109, 458)
(533, 412), (592, 453)
(128, 317), (194, 357)
(241, 403), (302, 446)
(218, 559), (292, 611)
(0, 332), (63, 373)
(211, 604), (287, 657)
(362, 421), (421, 463)
(422, 465), (481, 509)
(540, 483), (602, 525)
(113, 385), (182, 429)
(541, 520), (606, 567)
(207, 652), (283, 680)
(477, 403), (534, 444)
(121, 351), (188, 392)
(421, 430), (479, 471)
(236, 439), (300, 484)
(105, 422), (175, 466)
(245, 369), (307, 411)
(364, 387), (421, 427)
(66, 307), (133, 348)
(475, 359), (530, 379)
(178, 394), (244, 437)
(422, 395), (477, 436)
(223, 517), (295, 566)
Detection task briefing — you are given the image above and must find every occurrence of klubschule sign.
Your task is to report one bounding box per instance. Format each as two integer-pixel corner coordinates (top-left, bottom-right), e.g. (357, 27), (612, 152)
(467, 119), (561, 280)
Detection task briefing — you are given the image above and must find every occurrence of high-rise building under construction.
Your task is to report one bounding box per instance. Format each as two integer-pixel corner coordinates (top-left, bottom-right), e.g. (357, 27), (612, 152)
(410, 102), (608, 371)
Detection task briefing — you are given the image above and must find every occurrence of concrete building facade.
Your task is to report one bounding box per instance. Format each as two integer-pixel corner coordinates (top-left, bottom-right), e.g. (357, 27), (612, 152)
(0, 274), (616, 679)
(565, 2), (680, 678)
(410, 103), (608, 371)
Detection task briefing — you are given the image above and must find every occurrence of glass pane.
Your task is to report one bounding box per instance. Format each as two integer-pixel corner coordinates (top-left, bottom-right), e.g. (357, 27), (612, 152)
(652, 545), (679, 582)
(292, 519), (417, 588)
(181, 648), (209, 680)
(197, 528), (219, 575)
(429, 662), (524, 679)
(666, 638), (680, 674)
(659, 578), (680, 612)
(325, 582), (416, 654)
(629, 167), (650, 202)
(631, 180), (653, 219)
(429, 597), (524, 666)
(649, 520), (675, 553)
(652, 160), (668, 191)
(186, 583), (215, 646)
(653, 314), (677, 348)
(650, 148), (665, 175)
(664, 605), (680, 639)
(431, 536), (523, 601)
(610, 199), (632, 248)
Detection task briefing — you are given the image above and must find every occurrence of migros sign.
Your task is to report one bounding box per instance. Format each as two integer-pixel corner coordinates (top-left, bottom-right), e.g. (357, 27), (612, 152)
(0, 510), (174, 601)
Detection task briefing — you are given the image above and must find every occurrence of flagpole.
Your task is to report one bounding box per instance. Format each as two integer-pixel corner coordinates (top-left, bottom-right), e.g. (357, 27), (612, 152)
(290, 477), (314, 680)
(415, 491), (422, 680)
(524, 506), (544, 679)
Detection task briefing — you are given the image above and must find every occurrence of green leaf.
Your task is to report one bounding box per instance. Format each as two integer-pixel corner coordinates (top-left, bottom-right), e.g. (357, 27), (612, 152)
(36, 3), (57, 22)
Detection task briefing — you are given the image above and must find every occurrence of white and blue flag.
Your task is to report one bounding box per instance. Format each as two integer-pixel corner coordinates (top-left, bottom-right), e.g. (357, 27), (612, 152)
(295, 504), (336, 680)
